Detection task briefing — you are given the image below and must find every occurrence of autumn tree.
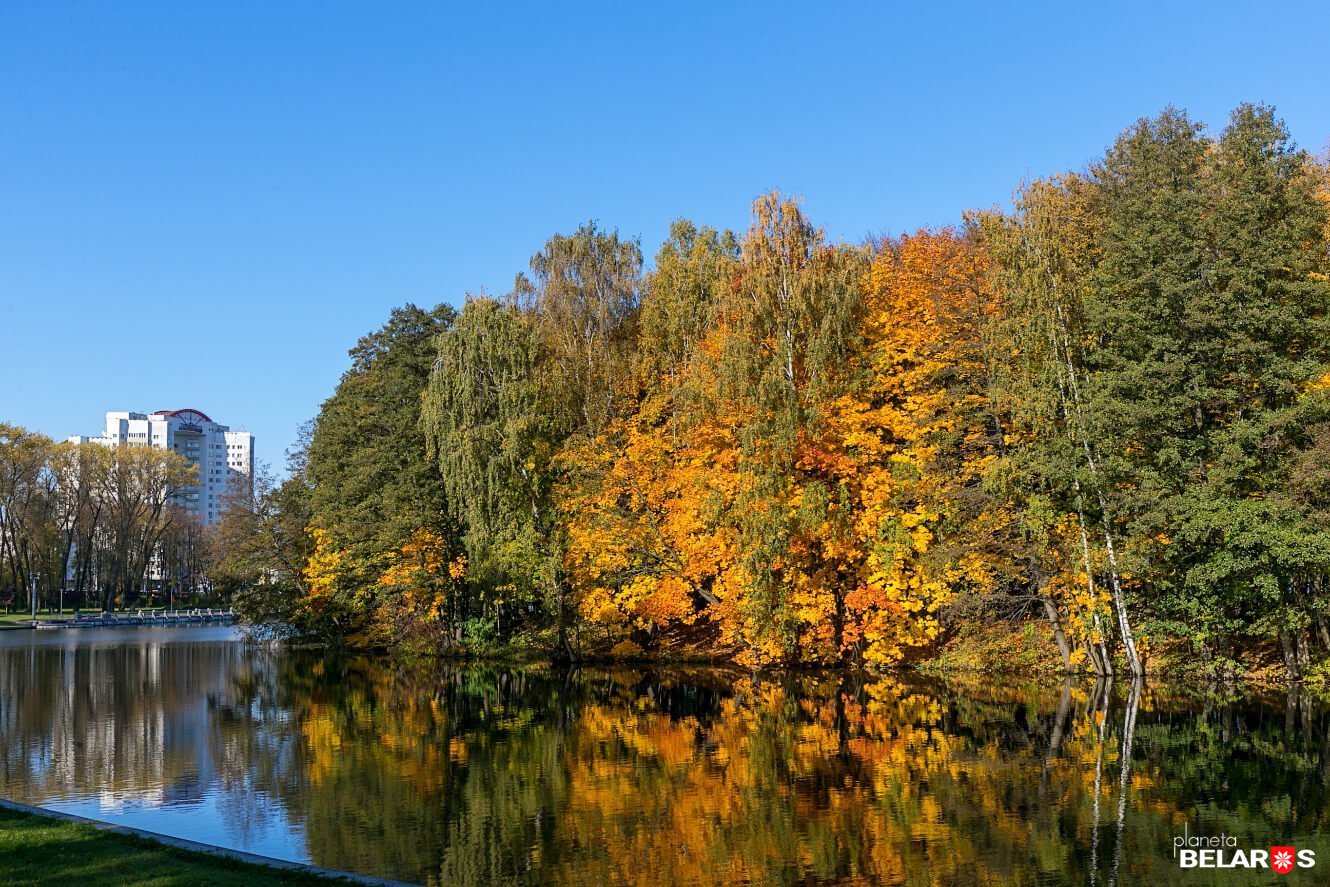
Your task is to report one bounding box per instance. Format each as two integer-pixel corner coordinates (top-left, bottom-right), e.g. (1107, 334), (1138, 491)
(46, 441), (108, 612)
(702, 192), (868, 665)
(0, 424), (53, 611)
(248, 104), (1330, 679)
(829, 228), (1011, 666)
(559, 221), (741, 654)
(211, 429), (316, 632)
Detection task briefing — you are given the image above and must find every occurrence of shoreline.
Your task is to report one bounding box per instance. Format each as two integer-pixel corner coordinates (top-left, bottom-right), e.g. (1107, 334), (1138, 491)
(0, 798), (413, 886)
(0, 609), (237, 632)
(6, 615), (1302, 695)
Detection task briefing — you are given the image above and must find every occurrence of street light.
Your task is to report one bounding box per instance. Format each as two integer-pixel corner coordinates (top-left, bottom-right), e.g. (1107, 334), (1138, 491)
(30, 572), (40, 623)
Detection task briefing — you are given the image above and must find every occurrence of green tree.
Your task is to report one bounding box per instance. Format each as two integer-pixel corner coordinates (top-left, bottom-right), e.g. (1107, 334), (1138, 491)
(1078, 105), (1330, 676)
(304, 303), (459, 637)
(982, 176), (1123, 675)
(423, 224), (643, 659)
(636, 219), (739, 403)
(522, 222), (642, 437)
(1159, 106), (1330, 675)
(421, 296), (556, 650)
(212, 424), (316, 632)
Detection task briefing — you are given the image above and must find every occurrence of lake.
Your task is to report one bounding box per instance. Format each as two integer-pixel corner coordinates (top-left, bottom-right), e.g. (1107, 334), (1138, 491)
(0, 626), (1326, 885)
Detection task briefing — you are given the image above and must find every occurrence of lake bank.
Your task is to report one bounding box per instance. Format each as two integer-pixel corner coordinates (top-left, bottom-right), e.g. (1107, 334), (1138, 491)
(0, 608), (237, 632)
(0, 801), (377, 886)
(343, 617), (1305, 695)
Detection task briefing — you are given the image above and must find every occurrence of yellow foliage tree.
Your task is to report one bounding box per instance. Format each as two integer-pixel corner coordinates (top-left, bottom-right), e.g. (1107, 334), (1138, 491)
(822, 230), (1008, 665)
(559, 390), (744, 652)
(370, 527), (466, 649)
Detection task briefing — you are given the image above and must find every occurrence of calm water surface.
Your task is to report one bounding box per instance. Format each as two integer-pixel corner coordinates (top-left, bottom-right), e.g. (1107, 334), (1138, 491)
(0, 626), (1327, 885)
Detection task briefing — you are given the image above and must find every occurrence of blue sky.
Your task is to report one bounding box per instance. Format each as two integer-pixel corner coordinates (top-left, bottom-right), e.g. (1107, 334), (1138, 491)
(3, 1), (1328, 467)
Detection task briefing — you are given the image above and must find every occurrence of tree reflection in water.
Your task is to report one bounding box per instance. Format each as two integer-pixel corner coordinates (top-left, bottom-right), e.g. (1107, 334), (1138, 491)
(1, 633), (1328, 885)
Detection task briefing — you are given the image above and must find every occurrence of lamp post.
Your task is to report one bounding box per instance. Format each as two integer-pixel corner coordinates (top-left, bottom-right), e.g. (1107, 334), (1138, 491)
(30, 572), (39, 623)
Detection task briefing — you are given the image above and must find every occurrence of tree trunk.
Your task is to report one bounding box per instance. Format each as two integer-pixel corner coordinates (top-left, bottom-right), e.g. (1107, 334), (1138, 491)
(1281, 631), (1303, 682)
(1084, 638), (1110, 676)
(1040, 594), (1072, 670)
(553, 579), (577, 663)
(1052, 300), (1144, 677)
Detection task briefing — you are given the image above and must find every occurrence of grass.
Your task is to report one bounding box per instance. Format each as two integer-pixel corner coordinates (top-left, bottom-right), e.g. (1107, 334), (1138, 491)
(0, 806), (350, 886)
(0, 611), (59, 625)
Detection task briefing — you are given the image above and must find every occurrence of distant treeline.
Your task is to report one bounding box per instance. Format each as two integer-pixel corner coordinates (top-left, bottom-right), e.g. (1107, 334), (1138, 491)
(210, 104), (1330, 679)
(0, 434), (201, 612)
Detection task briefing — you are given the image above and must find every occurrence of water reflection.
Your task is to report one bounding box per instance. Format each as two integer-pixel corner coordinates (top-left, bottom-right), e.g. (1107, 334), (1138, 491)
(1, 628), (1327, 885)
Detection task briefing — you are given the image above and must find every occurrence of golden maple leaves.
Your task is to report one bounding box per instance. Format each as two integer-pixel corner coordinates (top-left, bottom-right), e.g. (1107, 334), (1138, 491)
(560, 225), (1009, 668)
(825, 231), (1002, 665)
(559, 393), (742, 644)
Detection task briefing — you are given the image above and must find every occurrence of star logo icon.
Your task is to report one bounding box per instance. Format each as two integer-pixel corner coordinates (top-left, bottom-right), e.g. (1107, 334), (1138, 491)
(1271, 846), (1296, 874)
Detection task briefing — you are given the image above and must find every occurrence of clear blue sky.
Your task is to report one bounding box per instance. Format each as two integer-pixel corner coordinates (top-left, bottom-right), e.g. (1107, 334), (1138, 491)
(3, 1), (1328, 468)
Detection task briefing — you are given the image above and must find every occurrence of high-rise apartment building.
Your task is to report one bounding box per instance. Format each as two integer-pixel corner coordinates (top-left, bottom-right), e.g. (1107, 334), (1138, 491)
(69, 408), (255, 525)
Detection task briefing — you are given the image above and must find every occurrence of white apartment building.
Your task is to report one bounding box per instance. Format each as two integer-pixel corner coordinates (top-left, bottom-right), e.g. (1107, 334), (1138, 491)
(69, 408), (255, 525)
